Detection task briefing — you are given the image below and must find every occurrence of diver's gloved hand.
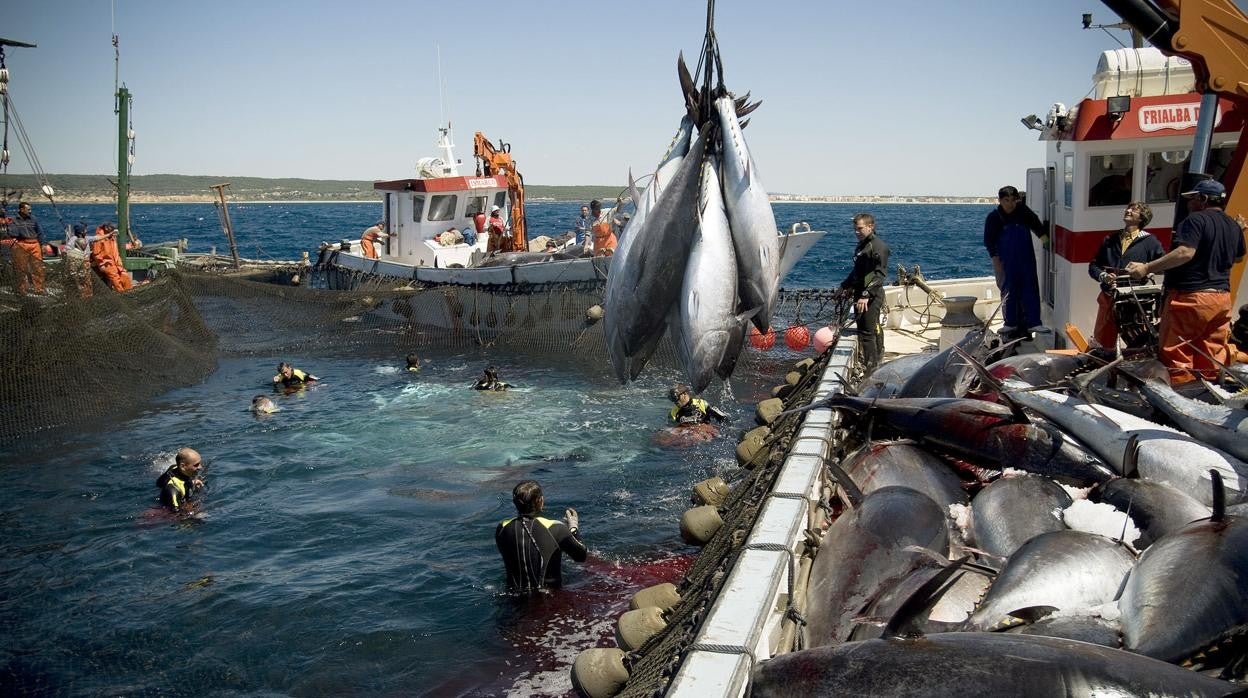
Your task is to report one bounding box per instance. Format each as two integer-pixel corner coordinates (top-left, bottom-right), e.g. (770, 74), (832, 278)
(564, 508), (579, 534)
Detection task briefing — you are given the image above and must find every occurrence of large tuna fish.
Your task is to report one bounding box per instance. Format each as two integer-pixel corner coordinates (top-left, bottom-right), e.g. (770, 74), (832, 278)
(859, 353), (932, 398)
(715, 95), (779, 331)
(970, 474), (1071, 559)
(968, 530), (1135, 631)
(1117, 365), (1248, 463)
(602, 128), (709, 382)
(670, 154), (751, 392)
(1092, 478), (1210, 549)
(897, 328), (994, 398)
(821, 395), (1115, 486)
(751, 633), (1239, 697)
(1119, 508), (1248, 663)
(1004, 387), (1248, 505)
(1006, 614), (1123, 648)
(805, 486), (949, 648)
(843, 439), (968, 508)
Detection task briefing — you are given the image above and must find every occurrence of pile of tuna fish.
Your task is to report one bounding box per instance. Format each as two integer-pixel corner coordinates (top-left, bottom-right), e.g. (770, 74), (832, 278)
(753, 332), (1248, 696)
(603, 54), (780, 392)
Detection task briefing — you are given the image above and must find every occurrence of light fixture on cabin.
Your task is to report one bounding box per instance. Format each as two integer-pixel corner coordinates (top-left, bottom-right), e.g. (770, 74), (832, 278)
(1160, 150), (1190, 165)
(1020, 114), (1044, 131)
(1107, 95), (1132, 120)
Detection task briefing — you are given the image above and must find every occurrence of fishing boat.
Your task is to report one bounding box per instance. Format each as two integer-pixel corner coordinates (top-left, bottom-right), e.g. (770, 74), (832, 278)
(572, 4), (1248, 696)
(318, 125), (826, 289)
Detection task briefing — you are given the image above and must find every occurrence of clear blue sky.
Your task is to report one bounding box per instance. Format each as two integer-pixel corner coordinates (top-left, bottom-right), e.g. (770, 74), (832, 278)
(0, 0), (1215, 196)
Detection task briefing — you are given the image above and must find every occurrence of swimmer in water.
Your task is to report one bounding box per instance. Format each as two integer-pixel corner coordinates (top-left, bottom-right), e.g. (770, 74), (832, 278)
(273, 362), (318, 387)
(472, 366), (512, 391)
(250, 394), (278, 413)
(156, 447), (205, 512)
(667, 384), (728, 426)
(406, 353), (421, 373)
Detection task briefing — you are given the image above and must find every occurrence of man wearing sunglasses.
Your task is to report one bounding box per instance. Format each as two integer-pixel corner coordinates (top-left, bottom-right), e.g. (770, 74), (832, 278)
(156, 447), (205, 512)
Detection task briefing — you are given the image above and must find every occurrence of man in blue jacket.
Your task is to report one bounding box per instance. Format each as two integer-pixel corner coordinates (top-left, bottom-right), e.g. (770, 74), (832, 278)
(984, 186), (1048, 339)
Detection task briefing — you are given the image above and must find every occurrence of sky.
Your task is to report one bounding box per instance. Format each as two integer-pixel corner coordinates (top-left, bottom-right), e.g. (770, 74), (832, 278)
(0, 0), (1229, 196)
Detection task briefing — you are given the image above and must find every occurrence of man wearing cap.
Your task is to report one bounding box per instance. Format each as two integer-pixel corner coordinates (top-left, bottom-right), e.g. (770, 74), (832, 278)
(360, 220), (389, 259)
(10, 201), (45, 294)
(588, 198), (619, 256)
(486, 205), (508, 254)
(90, 222), (134, 292)
(984, 186), (1049, 339)
(63, 223), (111, 298)
(1127, 179), (1246, 384)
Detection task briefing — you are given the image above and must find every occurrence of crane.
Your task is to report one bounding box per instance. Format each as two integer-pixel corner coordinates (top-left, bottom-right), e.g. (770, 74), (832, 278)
(473, 132), (527, 252)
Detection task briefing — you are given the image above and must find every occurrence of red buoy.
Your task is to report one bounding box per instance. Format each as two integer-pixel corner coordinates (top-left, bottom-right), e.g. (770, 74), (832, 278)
(784, 325), (810, 351)
(749, 325), (776, 350)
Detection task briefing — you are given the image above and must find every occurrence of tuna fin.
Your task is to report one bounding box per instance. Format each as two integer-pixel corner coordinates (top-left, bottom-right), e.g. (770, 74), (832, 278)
(1114, 495), (1134, 546)
(881, 556), (971, 639)
(1121, 434), (1140, 479)
(738, 117), (751, 130)
(826, 460), (863, 507)
(951, 345), (1029, 423)
(676, 52), (701, 125)
(1004, 605), (1059, 626)
(1210, 470), (1226, 522)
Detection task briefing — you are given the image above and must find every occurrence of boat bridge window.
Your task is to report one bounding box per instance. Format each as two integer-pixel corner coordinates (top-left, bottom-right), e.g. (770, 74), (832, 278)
(466, 196), (488, 218)
(1145, 150), (1188, 203)
(494, 192), (506, 211)
(1063, 153), (1074, 208)
(1088, 153), (1135, 207)
(412, 195), (426, 223)
(429, 194), (458, 222)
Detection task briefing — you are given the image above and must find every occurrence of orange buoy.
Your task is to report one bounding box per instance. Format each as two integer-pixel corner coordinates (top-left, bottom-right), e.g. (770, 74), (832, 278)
(784, 325), (810, 351)
(749, 325), (776, 350)
(813, 326), (837, 353)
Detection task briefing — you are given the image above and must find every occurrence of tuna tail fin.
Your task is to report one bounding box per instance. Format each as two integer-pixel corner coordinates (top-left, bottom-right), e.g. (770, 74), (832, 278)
(826, 460), (864, 507)
(1211, 470), (1226, 522)
(676, 52), (701, 125)
(1122, 434), (1140, 478)
(951, 344), (1029, 423)
(881, 556), (972, 639)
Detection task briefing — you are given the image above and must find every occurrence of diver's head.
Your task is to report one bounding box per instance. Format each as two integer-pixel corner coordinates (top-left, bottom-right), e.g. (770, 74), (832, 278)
(485, 366), (499, 381)
(668, 384), (690, 405)
(277, 362), (292, 377)
(251, 394), (276, 413)
(175, 447), (203, 477)
(512, 480), (543, 516)
(406, 353), (420, 369)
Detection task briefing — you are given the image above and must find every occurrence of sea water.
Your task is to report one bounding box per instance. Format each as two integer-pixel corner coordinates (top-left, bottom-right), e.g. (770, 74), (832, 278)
(1, 201), (995, 695)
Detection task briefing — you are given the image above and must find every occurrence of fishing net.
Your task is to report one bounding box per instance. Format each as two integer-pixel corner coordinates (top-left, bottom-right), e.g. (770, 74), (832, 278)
(0, 254), (846, 449)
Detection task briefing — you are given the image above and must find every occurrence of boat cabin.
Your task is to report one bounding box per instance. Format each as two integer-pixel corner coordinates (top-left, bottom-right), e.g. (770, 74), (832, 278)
(1024, 47), (1245, 338)
(372, 174), (508, 268)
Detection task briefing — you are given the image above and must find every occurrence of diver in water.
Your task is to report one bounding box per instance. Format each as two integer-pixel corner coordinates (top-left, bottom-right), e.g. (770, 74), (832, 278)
(250, 394), (278, 414)
(405, 353), (421, 373)
(667, 384), (728, 425)
(472, 366), (512, 391)
(495, 480), (587, 591)
(156, 447), (205, 512)
(273, 362), (319, 387)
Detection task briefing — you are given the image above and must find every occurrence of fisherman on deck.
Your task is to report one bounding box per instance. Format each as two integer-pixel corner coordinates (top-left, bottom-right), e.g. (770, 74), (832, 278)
(360, 220), (389, 259)
(667, 384), (728, 426)
(487, 206), (508, 254)
(64, 223), (109, 298)
(495, 479), (587, 591)
(273, 362), (319, 387)
(1087, 202), (1165, 350)
(89, 223), (135, 292)
(838, 212), (891, 374)
(574, 205), (592, 246)
(985, 185), (1048, 340)
(589, 199), (618, 256)
(10, 202), (45, 294)
(1126, 179), (1247, 384)
(156, 447), (205, 512)
(472, 366), (511, 391)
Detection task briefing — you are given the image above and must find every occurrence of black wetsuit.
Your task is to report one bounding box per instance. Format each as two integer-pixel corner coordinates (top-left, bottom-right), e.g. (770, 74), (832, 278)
(495, 515), (587, 591)
(840, 233), (891, 372)
(278, 368), (315, 387)
(156, 466), (197, 511)
(669, 399), (728, 426)
(472, 378), (511, 391)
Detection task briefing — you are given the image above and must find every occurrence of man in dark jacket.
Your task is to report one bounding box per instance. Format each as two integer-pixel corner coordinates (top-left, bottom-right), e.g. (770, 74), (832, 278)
(839, 212), (891, 373)
(156, 447), (205, 512)
(1087, 202), (1165, 349)
(984, 186), (1048, 338)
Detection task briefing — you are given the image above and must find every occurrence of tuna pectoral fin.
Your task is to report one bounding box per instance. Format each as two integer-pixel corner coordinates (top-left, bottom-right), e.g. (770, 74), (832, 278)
(952, 345), (1029, 423)
(1122, 435), (1141, 479)
(1211, 470), (1226, 522)
(882, 556), (972, 639)
(1004, 606), (1060, 627)
(676, 52), (700, 124)
(827, 460), (864, 507)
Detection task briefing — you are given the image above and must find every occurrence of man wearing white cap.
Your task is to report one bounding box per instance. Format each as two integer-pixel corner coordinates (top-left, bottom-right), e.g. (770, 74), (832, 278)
(486, 205), (508, 254)
(1127, 179), (1246, 385)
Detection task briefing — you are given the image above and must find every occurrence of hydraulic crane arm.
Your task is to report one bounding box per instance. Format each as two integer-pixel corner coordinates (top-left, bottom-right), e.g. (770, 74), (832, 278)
(473, 132), (527, 252)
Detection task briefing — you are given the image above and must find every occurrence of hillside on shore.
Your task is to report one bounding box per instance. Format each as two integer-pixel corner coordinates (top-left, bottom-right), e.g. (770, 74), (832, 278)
(0, 174), (626, 204)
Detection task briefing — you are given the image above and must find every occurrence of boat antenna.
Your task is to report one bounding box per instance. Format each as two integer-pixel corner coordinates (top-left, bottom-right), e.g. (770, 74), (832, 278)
(436, 44), (450, 129)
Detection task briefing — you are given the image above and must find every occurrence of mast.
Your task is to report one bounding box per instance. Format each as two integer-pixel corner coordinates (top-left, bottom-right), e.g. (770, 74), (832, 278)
(113, 31), (133, 248)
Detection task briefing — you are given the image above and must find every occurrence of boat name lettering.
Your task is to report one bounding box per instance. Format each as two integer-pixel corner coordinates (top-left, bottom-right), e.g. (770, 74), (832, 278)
(467, 178), (497, 189)
(1138, 103), (1221, 132)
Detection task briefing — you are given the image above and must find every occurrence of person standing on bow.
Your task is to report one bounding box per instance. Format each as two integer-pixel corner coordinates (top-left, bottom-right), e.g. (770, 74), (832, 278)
(984, 186), (1048, 339)
(839, 212), (891, 374)
(1126, 179), (1246, 385)
(1087, 202), (1165, 350)
(360, 220), (389, 259)
(10, 201), (45, 295)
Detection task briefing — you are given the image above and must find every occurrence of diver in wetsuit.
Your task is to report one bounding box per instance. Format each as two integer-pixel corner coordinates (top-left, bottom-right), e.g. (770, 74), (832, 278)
(472, 366), (512, 391)
(273, 362), (319, 387)
(156, 447), (205, 512)
(495, 480), (587, 591)
(667, 384), (728, 426)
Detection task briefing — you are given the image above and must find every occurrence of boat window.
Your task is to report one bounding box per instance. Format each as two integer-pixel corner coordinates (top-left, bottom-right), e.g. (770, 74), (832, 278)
(1144, 150), (1188, 203)
(494, 192), (507, 211)
(1208, 143), (1238, 182)
(1087, 153), (1135, 207)
(428, 194), (458, 222)
(465, 196), (488, 218)
(412, 195), (425, 223)
(1063, 153), (1074, 209)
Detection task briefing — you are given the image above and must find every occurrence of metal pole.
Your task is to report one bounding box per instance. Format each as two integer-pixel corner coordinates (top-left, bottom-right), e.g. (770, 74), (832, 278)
(210, 183), (240, 270)
(116, 86), (130, 253)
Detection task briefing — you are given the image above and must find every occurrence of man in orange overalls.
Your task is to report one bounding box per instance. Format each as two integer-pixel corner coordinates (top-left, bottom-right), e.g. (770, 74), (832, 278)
(90, 222), (135, 292)
(10, 201), (45, 294)
(360, 220), (389, 259)
(1127, 179), (1246, 385)
(589, 199), (618, 257)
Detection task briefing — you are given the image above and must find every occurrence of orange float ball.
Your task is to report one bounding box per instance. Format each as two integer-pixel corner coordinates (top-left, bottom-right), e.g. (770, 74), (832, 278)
(784, 325), (810, 351)
(749, 325), (776, 350)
